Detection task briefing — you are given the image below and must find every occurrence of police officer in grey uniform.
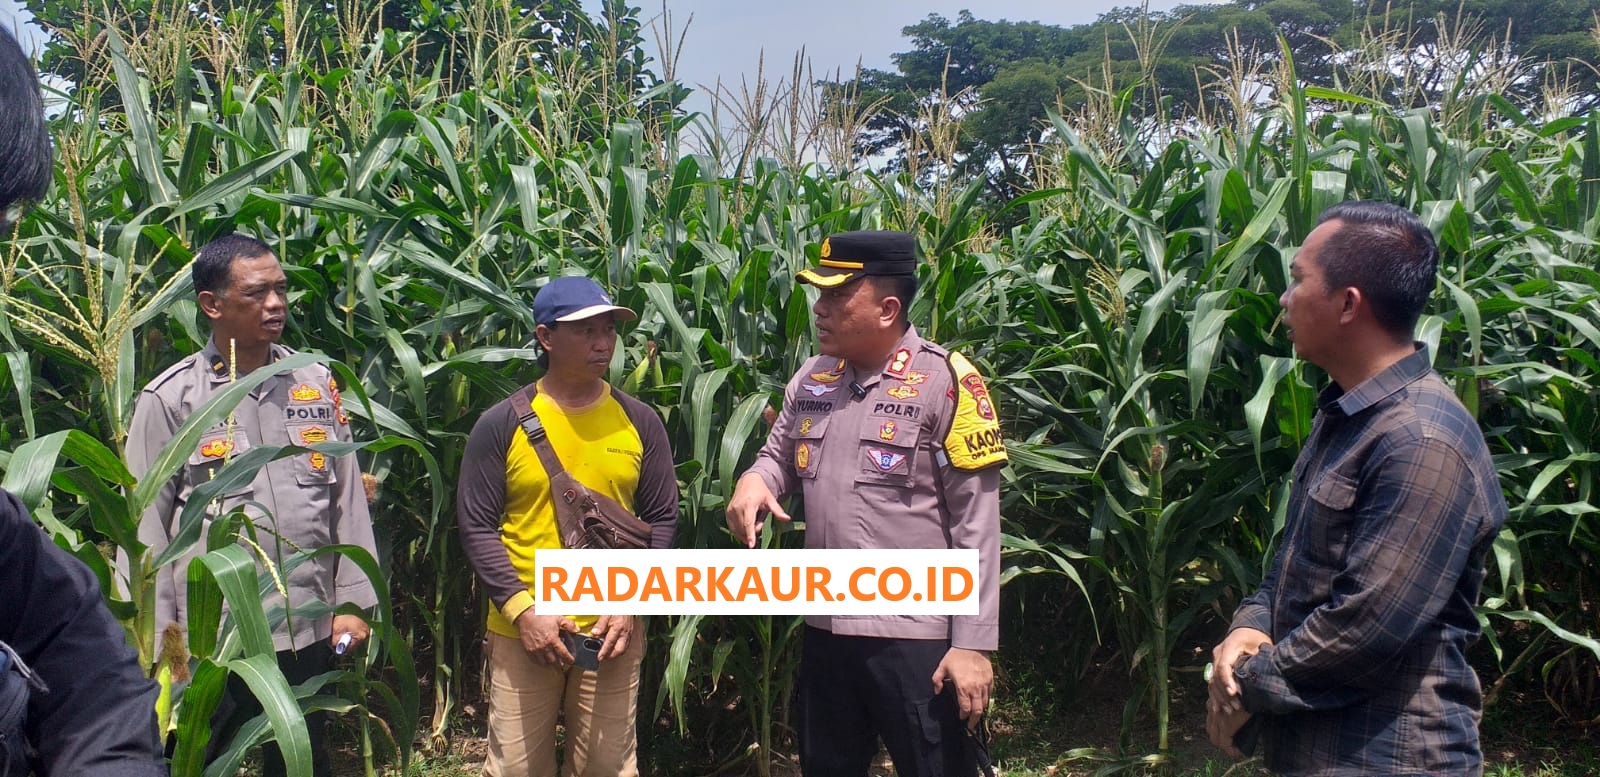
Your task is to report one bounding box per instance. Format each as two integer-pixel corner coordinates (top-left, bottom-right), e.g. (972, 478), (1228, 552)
(727, 231), (1005, 777)
(127, 234), (380, 777)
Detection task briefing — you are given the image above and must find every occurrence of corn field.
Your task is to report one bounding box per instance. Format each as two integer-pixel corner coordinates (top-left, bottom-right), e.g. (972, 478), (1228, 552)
(2, 1), (1597, 774)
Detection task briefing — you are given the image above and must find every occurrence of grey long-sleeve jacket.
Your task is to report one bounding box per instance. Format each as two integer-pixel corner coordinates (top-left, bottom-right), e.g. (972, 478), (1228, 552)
(744, 325), (1005, 650)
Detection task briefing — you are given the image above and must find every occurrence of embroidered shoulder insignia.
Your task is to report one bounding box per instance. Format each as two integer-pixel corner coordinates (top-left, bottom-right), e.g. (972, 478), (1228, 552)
(886, 348), (913, 378)
(943, 352), (1007, 471)
(329, 377), (350, 425)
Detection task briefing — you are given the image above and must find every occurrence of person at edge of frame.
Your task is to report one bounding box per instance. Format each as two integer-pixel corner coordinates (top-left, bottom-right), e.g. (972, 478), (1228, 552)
(726, 230), (1005, 777)
(456, 275), (679, 777)
(0, 24), (168, 777)
(1207, 202), (1509, 777)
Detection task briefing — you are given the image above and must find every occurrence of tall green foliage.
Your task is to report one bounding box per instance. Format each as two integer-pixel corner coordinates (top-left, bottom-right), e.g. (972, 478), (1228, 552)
(2, 1), (1596, 773)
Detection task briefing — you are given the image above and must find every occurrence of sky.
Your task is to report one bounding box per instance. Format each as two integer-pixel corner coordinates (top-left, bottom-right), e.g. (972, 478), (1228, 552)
(4, 0), (1219, 83)
(615, 0), (1217, 98)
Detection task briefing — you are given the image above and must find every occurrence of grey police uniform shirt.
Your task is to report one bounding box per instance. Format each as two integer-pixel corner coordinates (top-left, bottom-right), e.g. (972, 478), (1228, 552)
(744, 325), (1004, 651)
(127, 340), (380, 652)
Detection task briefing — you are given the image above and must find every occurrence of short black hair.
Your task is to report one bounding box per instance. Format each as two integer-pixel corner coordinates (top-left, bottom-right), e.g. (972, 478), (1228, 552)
(0, 27), (53, 222)
(1315, 201), (1439, 339)
(193, 234), (274, 296)
(868, 274), (918, 328)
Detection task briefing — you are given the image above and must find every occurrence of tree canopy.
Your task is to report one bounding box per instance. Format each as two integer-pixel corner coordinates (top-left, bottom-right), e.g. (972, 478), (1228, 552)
(822, 0), (1600, 203)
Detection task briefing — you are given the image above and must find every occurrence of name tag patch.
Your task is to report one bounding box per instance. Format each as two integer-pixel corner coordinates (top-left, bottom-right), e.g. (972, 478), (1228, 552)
(870, 401), (920, 420)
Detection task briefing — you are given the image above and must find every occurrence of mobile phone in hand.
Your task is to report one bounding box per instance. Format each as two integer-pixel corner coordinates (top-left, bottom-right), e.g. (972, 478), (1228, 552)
(560, 631), (602, 671)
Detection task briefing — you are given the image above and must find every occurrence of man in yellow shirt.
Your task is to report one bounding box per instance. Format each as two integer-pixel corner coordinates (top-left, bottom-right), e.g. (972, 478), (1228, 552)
(457, 276), (678, 777)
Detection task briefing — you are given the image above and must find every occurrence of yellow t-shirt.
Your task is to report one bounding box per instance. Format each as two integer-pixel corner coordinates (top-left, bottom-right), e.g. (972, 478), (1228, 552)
(486, 382), (644, 638)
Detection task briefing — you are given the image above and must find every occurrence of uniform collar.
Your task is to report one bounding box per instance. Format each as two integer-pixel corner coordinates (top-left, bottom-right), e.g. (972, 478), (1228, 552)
(200, 339), (289, 384)
(1321, 343), (1431, 417)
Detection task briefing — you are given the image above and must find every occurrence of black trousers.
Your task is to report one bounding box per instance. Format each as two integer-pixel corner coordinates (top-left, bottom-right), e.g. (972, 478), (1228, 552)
(795, 627), (976, 777)
(209, 644), (334, 777)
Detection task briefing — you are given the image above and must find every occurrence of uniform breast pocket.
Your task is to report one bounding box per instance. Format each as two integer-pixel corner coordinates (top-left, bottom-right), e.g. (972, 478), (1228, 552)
(1304, 471), (1358, 565)
(854, 418), (921, 489)
(789, 414), (830, 480)
(184, 430), (255, 501)
(287, 422), (341, 488)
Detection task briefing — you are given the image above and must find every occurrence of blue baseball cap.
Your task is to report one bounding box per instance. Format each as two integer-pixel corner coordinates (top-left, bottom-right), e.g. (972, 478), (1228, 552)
(532, 276), (638, 327)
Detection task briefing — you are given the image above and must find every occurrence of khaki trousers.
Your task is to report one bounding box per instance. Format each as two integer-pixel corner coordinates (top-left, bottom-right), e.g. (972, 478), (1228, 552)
(483, 629), (644, 777)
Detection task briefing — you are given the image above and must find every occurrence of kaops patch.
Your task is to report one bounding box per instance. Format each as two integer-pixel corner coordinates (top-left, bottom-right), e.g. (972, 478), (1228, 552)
(943, 352), (1007, 471)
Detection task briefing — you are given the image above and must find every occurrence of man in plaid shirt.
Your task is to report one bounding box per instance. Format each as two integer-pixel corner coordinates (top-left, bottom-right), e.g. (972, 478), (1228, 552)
(1207, 202), (1508, 775)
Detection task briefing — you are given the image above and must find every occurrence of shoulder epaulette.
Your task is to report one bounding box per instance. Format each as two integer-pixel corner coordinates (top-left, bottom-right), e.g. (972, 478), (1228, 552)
(142, 354), (200, 394)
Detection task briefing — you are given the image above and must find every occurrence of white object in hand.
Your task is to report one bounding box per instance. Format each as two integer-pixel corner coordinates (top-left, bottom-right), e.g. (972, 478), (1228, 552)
(334, 632), (353, 655)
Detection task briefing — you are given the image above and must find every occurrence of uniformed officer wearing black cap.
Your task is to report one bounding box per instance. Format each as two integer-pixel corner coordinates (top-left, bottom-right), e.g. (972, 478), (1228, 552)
(729, 230), (1006, 776)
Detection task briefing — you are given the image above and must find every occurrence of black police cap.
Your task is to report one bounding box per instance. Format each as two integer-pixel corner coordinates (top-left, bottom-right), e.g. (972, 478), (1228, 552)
(797, 230), (918, 288)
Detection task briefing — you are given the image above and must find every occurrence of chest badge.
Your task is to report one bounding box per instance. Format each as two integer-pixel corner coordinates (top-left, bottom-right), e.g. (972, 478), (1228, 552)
(809, 360), (846, 383)
(879, 421), (897, 441)
(290, 384), (323, 402)
(801, 383), (839, 397)
(867, 447), (907, 472)
(798, 417), (814, 436)
(795, 442), (813, 471)
(199, 439), (234, 459)
(309, 452), (328, 471)
(902, 370), (930, 385)
(886, 385), (919, 400)
(298, 426), (330, 445)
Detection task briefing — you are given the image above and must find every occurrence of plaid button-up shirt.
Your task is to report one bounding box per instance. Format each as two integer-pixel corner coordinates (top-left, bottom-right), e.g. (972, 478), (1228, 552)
(1229, 346), (1507, 776)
